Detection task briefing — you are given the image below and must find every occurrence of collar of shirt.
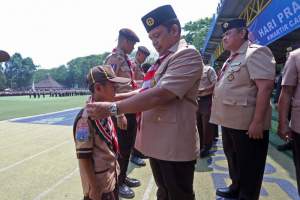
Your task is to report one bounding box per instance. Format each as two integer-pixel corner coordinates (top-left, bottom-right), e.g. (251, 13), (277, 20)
(113, 47), (126, 57)
(168, 39), (188, 53)
(232, 40), (250, 55)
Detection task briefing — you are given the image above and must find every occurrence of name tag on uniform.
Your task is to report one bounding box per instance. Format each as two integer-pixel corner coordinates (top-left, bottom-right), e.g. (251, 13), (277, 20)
(229, 62), (241, 72)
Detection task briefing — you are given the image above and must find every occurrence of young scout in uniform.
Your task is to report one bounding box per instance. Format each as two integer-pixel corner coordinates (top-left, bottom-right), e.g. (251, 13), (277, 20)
(197, 65), (217, 158)
(278, 45), (300, 196)
(86, 5), (203, 200)
(132, 46), (150, 82)
(104, 28), (141, 198)
(210, 19), (275, 200)
(73, 65), (130, 200)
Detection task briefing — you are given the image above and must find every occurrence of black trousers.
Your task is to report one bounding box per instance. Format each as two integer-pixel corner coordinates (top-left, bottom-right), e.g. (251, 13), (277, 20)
(196, 95), (215, 149)
(113, 113), (137, 185)
(222, 127), (269, 200)
(149, 158), (196, 200)
(292, 131), (300, 196)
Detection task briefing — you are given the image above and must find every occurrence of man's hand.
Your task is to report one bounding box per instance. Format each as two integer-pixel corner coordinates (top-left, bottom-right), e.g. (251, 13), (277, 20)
(86, 102), (112, 120)
(248, 121), (264, 139)
(89, 185), (101, 200)
(277, 123), (293, 141)
(117, 114), (127, 130)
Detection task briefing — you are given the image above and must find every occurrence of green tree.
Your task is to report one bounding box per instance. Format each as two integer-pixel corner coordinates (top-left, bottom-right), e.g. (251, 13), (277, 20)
(4, 53), (38, 89)
(183, 17), (211, 51)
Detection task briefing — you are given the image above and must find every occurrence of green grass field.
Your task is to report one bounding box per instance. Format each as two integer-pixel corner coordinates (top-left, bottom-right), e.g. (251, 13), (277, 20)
(0, 96), (88, 121)
(0, 96), (298, 199)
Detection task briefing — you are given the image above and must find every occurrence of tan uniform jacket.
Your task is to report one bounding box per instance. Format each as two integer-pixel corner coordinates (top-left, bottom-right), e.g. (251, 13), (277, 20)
(210, 41), (275, 130)
(73, 109), (119, 197)
(104, 48), (134, 93)
(135, 39), (203, 161)
(132, 60), (144, 88)
(282, 48), (300, 133)
(198, 65), (217, 97)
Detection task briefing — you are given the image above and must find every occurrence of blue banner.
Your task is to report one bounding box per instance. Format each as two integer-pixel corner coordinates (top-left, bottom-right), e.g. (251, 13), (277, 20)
(248, 0), (300, 45)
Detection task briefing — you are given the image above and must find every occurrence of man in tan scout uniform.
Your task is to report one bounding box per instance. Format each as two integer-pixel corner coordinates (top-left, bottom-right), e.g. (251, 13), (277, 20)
(104, 28), (140, 199)
(278, 44), (300, 196)
(73, 65), (130, 200)
(86, 5), (203, 200)
(132, 46), (150, 83)
(210, 19), (275, 200)
(197, 65), (217, 158)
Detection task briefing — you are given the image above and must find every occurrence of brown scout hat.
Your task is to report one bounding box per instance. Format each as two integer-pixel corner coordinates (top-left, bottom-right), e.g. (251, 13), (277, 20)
(87, 65), (130, 88)
(138, 46), (150, 57)
(119, 28), (140, 43)
(221, 19), (246, 33)
(0, 50), (10, 62)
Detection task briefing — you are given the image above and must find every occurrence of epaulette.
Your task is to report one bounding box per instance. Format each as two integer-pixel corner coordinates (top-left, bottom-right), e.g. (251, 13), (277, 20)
(249, 43), (262, 49)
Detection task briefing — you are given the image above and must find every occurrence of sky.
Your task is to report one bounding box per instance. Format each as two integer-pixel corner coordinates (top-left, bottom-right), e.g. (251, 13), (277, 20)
(0, 0), (220, 69)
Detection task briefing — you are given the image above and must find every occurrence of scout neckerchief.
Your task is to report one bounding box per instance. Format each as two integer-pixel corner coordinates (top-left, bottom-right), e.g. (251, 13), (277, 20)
(136, 52), (170, 130)
(112, 48), (138, 89)
(217, 53), (239, 81)
(92, 117), (119, 153)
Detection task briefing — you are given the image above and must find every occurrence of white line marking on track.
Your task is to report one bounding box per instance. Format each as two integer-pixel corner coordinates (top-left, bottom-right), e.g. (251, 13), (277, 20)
(5, 107), (81, 122)
(0, 140), (70, 173)
(142, 176), (155, 200)
(32, 167), (78, 200)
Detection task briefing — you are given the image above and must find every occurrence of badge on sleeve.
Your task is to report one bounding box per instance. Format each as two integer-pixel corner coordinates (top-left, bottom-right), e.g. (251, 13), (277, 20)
(111, 64), (117, 71)
(75, 120), (90, 142)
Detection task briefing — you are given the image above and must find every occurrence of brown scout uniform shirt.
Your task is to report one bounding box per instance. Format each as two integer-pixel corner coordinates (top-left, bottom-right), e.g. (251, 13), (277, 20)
(210, 41), (275, 130)
(135, 39), (203, 161)
(104, 48), (134, 93)
(198, 65), (217, 97)
(132, 59), (145, 88)
(282, 48), (300, 134)
(73, 109), (119, 197)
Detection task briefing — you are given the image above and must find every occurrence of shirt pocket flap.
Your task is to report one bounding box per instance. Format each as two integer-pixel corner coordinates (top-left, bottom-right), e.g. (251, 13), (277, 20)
(120, 65), (131, 72)
(152, 107), (177, 123)
(222, 96), (255, 106)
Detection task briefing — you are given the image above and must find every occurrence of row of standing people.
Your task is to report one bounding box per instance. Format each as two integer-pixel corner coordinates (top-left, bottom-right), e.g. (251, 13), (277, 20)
(73, 5), (300, 200)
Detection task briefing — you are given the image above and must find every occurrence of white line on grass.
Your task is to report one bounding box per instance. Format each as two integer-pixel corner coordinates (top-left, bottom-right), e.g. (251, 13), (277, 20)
(6, 107), (81, 122)
(0, 140), (70, 173)
(33, 167), (79, 200)
(142, 176), (155, 200)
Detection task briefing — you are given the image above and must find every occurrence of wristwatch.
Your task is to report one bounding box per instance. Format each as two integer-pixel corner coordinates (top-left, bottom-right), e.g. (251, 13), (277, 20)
(108, 102), (118, 116)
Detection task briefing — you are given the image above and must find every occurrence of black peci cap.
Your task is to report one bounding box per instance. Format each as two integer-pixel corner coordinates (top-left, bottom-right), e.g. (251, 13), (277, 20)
(119, 28), (140, 43)
(221, 19), (246, 33)
(138, 46), (150, 57)
(141, 5), (177, 33)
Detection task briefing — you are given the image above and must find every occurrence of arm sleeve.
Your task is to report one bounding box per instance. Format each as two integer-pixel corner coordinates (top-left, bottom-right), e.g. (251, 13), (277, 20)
(208, 67), (217, 84)
(282, 53), (298, 86)
(247, 47), (275, 80)
(74, 118), (94, 159)
(157, 48), (203, 99)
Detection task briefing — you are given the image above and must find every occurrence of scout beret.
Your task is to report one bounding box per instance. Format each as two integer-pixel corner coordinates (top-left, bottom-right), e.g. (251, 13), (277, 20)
(222, 19), (246, 33)
(87, 65), (130, 89)
(119, 28), (140, 43)
(0, 50), (10, 62)
(141, 5), (178, 32)
(138, 46), (150, 57)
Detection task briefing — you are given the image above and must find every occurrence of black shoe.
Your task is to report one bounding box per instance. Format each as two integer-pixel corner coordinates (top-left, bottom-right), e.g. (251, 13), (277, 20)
(119, 184), (135, 199)
(200, 145), (211, 158)
(130, 155), (146, 166)
(216, 187), (239, 199)
(124, 177), (141, 188)
(277, 141), (292, 151)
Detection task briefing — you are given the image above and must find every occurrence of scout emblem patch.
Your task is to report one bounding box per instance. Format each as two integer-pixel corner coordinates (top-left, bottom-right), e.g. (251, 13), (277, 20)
(75, 120), (90, 142)
(223, 22), (229, 29)
(146, 17), (155, 27)
(227, 73), (235, 81)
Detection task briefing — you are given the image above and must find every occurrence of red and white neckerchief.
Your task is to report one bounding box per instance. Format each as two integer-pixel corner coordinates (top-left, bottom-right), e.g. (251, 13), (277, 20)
(93, 117), (119, 153)
(112, 48), (138, 89)
(136, 52), (170, 130)
(217, 53), (239, 81)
